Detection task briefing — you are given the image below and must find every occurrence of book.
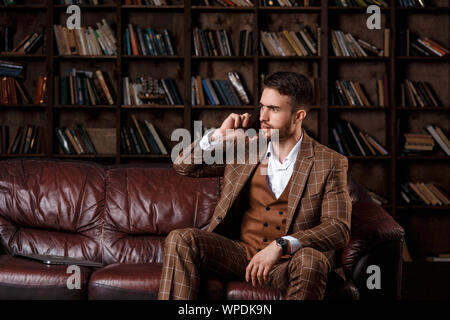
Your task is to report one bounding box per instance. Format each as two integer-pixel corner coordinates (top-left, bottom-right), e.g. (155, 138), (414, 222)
(144, 120), (167, 154)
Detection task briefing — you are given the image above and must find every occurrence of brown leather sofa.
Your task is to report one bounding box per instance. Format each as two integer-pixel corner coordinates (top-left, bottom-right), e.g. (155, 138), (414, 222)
(0, 159), (404, 300)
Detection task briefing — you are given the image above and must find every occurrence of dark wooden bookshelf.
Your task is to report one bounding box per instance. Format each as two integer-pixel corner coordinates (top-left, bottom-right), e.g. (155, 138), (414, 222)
(0, 0), (448, 266)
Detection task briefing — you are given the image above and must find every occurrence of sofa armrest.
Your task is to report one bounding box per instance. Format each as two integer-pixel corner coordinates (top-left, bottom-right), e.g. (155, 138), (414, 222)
(349, 240), (403, 299)
(341, 201), (404, 272)
(341, 201), (404, 299)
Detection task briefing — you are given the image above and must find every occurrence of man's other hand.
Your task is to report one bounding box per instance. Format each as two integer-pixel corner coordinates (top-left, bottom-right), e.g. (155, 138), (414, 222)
(245, 241), (282, 287)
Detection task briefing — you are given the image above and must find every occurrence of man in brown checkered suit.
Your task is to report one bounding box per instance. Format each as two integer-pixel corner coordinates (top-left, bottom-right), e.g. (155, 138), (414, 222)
(158, 72), (352, 300)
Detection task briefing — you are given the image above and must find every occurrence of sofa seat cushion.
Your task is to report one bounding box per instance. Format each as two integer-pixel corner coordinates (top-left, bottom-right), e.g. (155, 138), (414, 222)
(88, 263), (225, 300)
(0, 255), (92, 300)
(88, 263), (162, 300)
(226, 270), (357, 300)
(226, 281), (284, 300)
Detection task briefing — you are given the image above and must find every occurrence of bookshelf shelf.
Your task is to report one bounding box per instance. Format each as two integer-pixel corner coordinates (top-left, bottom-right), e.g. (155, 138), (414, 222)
(0, 5), (46, 10)
(347, 156), (391, 160)
(259, 56), (320, 60)
(396, 56), (450, 61)
(120, 154), (171, 159)
(122, 55), (183, 60)
(329, 105), (390, 110)
(0, 104), (46, 109)
(396, 107), (450, 111)
(121, 5), (185, 11)
(53, 5), (117, 11)
(328, 6), (391, 12)
(396, 155), (450, 160)
(53, 105), (117, 110)
(121, 105), (184, 109)
(53, 56), (118, 60)
(0, 54), (46, 60)
(191, 6), (254, 12)
(192, 56), (254, 60)
(328, 56), (389, 61)
(397, 205), (450, 211)
(192, 105), (254, 109)
(52, 154), (116, 159)
(259, 6), (321, 12)
(0, 154), (47, 158)
(397, 7), (450, 14)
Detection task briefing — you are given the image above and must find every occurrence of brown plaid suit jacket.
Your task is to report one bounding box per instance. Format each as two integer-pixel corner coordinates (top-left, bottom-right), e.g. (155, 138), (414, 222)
(173, 128), (351, 254)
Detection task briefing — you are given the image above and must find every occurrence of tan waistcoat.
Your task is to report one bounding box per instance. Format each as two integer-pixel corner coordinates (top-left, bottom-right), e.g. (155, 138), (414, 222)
(239, 159), (293, 260)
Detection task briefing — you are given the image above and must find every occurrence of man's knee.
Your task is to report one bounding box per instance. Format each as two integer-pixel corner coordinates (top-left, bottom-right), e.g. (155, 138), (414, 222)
(289, 247), (331, 275)
(165, 228), (199, 249)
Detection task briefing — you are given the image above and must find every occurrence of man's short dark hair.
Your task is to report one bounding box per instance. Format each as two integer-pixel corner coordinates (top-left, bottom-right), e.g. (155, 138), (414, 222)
(263, 72), (313, 113)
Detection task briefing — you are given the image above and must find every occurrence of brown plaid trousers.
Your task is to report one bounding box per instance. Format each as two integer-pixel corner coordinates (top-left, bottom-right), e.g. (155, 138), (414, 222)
(158, 129), (352, 300)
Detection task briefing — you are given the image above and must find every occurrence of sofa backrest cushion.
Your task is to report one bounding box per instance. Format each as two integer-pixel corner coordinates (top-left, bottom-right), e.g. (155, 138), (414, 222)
(103, 166), (221, 264)
(0, 159), (105, 262)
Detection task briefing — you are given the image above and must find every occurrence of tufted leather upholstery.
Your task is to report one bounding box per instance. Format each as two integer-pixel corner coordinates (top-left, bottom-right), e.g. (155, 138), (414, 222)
(0, 159), (404, 300)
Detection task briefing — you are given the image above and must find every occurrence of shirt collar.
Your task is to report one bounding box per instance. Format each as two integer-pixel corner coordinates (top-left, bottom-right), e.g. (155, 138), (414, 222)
(264, 132), (303, 167)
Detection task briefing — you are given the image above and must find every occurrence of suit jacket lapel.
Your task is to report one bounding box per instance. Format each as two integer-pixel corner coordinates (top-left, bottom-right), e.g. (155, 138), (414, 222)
(211, 137), (268, 226)
(285, 130), (314, 234)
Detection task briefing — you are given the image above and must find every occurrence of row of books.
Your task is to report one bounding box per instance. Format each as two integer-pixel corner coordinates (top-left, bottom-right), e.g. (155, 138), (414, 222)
(333, 0), (388, 6)
(191, 72), (251, 106)
(425, 125), (450, 156)
(367, 189), (388, 206)
(261, 0), (320, 6)
(331, 120), (389, 156)
(55, 126), (97, 155)
(55, 69), (114, 105)
(260, 27), (319, 57)
(124, 0), (169, 4)
(1, 29), (44, 54)
(399, 80), (441, 108)
(197, 0), (254, 6)
(331, 29), (389, 57)
(0, 76), (31, 104)
(400, 182), (450, 206)
(402, 126), (450, 155)
(330, 79), (380, 107)
(0, 59), (24, 78)
(0, 61), (48, 105)
(121, 115), (168, 155)
(425, 253), (450, 263)
(398, 29), (449, 57)
(398, 0), (430, 8)
(125, 25), (175, 56)
(122, 77), (182, 105)
(1, 72), (47, 105)
(239, 30), (253, 56)
(0, 125), (42, 155)
(192, 28), (234, 57)
(54, 19), (117, 56)
(403, 132), (434, 153)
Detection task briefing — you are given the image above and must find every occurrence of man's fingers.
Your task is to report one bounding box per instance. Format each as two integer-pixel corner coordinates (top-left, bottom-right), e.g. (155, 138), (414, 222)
(263, 267), (270, 284)
(234, 115), (241, 128)
(241, 113), (250, 128)
(251, 265), (259, 287)
(257, 267), (265, 286)
(245, 263), (252, 283)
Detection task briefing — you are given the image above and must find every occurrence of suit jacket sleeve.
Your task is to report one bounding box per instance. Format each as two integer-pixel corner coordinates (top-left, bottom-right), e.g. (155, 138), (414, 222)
(173, 138), (226, 178)
(290, 156), (352, 252)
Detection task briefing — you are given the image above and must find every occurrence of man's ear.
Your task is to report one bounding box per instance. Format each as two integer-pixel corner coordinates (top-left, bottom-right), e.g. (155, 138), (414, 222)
(294, 109), (306, 123)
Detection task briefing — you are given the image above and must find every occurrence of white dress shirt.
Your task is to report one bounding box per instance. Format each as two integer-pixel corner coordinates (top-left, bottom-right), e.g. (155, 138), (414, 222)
(199, 129), (303, 254)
